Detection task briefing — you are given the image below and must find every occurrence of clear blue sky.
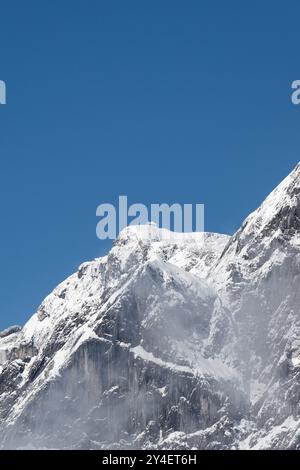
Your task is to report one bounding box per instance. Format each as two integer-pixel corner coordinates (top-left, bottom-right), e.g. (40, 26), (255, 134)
(0, 1), (299, 329)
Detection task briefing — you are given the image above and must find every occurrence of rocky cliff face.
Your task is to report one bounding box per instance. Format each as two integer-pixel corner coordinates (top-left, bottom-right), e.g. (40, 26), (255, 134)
(1, 165), (300, 449)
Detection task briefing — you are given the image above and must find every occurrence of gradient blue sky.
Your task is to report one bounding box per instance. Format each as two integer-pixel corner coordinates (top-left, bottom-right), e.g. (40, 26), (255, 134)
(0, 1), (299, 329)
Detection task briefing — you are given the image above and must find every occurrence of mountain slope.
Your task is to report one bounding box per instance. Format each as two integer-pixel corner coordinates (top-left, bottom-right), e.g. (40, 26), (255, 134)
(209, 163), (300, 448)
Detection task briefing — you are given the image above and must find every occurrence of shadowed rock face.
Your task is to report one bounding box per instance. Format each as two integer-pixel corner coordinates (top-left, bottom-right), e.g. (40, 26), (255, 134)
(2, 339), (245, 450)
(1, 164), (300, 449)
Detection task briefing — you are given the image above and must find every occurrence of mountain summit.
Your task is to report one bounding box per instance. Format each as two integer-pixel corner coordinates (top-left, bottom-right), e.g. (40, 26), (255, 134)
(1, 164), (300, 449)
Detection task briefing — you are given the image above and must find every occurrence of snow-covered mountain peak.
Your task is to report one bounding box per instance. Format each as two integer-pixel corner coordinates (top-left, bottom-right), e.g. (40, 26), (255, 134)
(1, 166), (300, 449)
(211, 163), (300, 295)
(114, 223), (230, 278)
(242, 162), (300, 238)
